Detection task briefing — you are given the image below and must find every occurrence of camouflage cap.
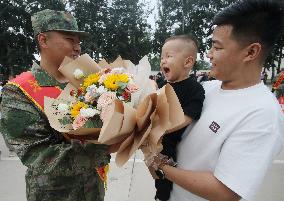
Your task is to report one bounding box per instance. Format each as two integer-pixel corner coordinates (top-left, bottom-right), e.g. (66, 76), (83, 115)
(31, 9), (89, 39)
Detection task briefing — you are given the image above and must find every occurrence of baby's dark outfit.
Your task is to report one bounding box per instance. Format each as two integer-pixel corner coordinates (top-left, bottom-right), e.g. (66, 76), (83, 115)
(155, 77), (205, 201)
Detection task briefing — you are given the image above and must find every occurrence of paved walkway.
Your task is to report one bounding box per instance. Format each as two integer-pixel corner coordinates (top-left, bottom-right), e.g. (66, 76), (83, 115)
(1, 134), (284, 201)
(0, 134), (155, 201)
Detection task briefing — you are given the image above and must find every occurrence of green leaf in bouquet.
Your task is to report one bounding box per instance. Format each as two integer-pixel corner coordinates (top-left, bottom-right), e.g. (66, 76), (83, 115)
(59, 116), (72, 125)
(117, 81), (128, 89)
(117, 88), (125, 95)
(83, 115), (103, 128)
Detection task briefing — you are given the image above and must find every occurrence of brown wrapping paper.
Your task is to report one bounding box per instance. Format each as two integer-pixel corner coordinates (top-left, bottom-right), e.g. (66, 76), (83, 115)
(58, 54), (100, 88)
(115, 94), (156, 167)
(114, 84), (184, 167)
(44, 54), (184, 167)
(44, 83), (101, 138)
(98, 100), (137, 145)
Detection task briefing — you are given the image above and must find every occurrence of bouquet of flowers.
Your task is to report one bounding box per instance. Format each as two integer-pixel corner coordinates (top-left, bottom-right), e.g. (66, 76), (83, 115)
(44, 54), (185, 167)
(44, 54), (154, 138)
(63, 67), (138, 131)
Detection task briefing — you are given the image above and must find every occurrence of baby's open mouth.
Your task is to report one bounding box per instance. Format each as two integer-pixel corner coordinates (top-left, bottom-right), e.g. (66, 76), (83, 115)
(163, 67), (170, 74)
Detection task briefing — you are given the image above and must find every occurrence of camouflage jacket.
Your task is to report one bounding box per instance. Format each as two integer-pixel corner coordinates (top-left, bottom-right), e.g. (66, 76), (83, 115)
(0, 62), (110, 176)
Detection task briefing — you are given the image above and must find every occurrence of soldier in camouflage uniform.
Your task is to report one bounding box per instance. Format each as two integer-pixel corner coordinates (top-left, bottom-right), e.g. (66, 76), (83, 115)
(0, 9), (110, 201)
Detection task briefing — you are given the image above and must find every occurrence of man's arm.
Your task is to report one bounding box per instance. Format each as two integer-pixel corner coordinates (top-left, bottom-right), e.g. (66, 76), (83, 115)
(0, 84), (110, 169)
(162, 165), (241, 201)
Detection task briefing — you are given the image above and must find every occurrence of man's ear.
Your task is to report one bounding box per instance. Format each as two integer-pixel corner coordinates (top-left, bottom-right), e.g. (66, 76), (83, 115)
(243, 43), (262, 62)
(37, 33), (49, 49)
(184, 56), (195, 69)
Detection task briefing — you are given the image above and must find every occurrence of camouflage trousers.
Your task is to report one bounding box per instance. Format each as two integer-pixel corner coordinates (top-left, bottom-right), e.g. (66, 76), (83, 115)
(25, 170), (105, 201)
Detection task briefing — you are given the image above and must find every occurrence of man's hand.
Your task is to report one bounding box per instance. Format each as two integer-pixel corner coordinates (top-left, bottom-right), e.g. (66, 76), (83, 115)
(145, 153), (177, 170)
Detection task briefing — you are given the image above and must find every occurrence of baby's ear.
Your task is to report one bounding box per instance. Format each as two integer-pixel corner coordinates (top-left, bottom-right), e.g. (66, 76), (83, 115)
(184, 56), (195, 69)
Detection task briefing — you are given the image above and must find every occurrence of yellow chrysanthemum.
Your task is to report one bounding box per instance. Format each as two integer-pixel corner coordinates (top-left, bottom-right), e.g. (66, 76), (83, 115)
(82, 73), (101, 89)
(103, 74), (119, 90)
(116, 74), (129, 83)
(70, 101), (88, 118)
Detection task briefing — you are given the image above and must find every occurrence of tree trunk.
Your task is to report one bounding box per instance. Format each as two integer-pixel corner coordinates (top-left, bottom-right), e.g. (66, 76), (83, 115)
(271, 63), (275, 84)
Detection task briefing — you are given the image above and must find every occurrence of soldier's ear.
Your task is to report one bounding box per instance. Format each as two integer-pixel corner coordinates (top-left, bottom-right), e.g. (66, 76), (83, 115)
(37, 33), (49, 49)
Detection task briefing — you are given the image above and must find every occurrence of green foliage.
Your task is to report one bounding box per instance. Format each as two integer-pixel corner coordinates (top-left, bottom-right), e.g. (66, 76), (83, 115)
(1, 0), (283, 80)
(194, 60), (210, 71)
(0, 0), (33, 79)
(267, 34), (284, 80)
(153, 0), (234, 57)
(0, 0), (66, 80)
(152, 0), (175, 55)
(153, 0), (283, 77)
(59, 116), (72, 125)
(117, 81), (127, 90)
(101, 0), (152, 64)
(68, 0), (108, 61)
(149, 54), (161, 71)
(84, 116), (102, 128)
(67, 0), (152, 65)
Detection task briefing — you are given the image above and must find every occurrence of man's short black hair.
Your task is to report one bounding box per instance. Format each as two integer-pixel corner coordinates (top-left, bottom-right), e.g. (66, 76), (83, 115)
(213, 0), (284, 59)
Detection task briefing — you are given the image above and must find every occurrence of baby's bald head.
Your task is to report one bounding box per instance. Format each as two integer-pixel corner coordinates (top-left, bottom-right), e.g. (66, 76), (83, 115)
(164, 34), (199, 61)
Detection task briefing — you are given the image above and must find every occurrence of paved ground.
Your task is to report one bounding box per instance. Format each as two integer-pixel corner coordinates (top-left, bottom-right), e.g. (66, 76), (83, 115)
(0, 133), (155, 201)
(1, 132), (284, 201)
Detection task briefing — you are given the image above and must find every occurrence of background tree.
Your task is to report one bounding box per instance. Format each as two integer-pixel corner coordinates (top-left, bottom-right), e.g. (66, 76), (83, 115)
(194, 60), (210, 71)
(153, 0), (235, 56)
(68, 0), (108, 61)
(0, 0), (65, 81)
(150, 0), (179, 71)
(152, 0), (284, 80)
(148, 54), (161, 71)
(102, 0), (152, 64)
(266, 35), (284, 83)
(1, 0), (284, 78)
(0, 0), (34, 80)
(152, 0), (177, 55)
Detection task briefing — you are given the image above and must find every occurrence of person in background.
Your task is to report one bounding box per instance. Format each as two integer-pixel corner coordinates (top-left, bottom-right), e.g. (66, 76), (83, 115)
(147, 1), (284, 201)
(197, 72), (209, 83)
(262, 71), (268, 84)
(156, 71), (167, 88)
(0, 9), (110, 201)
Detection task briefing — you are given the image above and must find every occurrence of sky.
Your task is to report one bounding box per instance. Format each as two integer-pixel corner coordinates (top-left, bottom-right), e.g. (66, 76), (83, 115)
(145, 0), (158, 30)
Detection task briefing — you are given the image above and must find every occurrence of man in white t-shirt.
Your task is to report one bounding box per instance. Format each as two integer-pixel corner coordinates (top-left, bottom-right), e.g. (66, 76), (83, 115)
(147, 0), (284, 201)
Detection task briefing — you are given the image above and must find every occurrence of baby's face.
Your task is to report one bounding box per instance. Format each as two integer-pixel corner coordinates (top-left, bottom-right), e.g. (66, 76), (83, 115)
(160, 40), (189, 82)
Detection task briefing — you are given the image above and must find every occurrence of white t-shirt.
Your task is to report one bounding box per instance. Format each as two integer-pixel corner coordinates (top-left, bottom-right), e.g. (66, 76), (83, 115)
(170, 80), (284, 201)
